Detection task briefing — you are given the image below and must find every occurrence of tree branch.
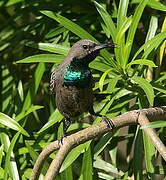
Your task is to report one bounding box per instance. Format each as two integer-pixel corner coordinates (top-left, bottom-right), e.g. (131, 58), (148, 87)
(138, 112), (166, 161)
(31, 106), (166, 180)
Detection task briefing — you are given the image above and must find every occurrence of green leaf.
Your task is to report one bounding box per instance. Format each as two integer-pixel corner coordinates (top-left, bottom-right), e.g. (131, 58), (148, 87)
(141, 121), (166, 129)
(79, 146), (93, 180)
(126, 0), (149, 60)
(25, 141), (40, 164)
(145, 16), (158, 44)
(94, 132), (114, 158)
(117, 0), (129, 28)
(1, 66), (13, 112)
(148, 0), (166, 12)
(94, 1), (116, 40)
(94, 158), (121, 175)
(61, 166), (73, 180)
(116, 16), (132, 45)
(127, 59), (157, 68)
(22, 63), (45, 111)
(0, 113), (29, 136)
(25, 141), (49, 175)
(1, 0), (23, 7)
(0, 145), (3, 166)
(115, 16), (132, 67)
(15, 105), (44, 122)
(38, 109), (63, 134)
(156, 17), (166, 78)
(17, 80), (24, 102)
(93, 96), (116, 124)
(0, 133), (19, 180)
(151, 83), (166, 94)
(27, 42), (69, 55)
(106, 77), (120, 93)
(17, 54), (65, 64)
(4, 133), (20, 180)
(99, 68), (113, 91)
(132, 0), (166, 12)
(143, 132), (155, 173)
(60, 142), (89, 172)
(98, 172), (114, 180)
(133, 128), (143, 179)
(41, 11), (97, 42)
(45, 26), (67, 38)
(132, 76), (154, 105)
(90, 60), (112, 72)
(132, 31), (166, 61)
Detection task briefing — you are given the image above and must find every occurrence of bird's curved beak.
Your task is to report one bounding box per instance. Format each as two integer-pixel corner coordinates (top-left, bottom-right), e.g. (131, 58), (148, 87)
(94, 43), (118, 51)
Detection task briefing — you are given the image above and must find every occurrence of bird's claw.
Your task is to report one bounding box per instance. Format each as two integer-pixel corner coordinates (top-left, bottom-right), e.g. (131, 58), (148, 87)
(58, 134), (66, 146)
(102, 116), (114, 130)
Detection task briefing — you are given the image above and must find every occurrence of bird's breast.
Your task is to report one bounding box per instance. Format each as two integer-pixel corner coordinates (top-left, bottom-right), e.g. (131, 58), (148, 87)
(63, 68), (91, 87)
(56, 84), (94, 118)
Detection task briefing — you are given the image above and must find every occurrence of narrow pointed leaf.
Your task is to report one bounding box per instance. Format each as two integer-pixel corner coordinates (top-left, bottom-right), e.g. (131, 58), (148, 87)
(126, 0), (149, 60)
(38, 110), (63, 134)
(141, 121), (166, 129)
(132, 31), (166, 61)
(127, 59), (157, 68)
(4, 133), (20, 180)
(99, 68), (113, 91)
(41, 11), (97, 42)
(60, 142), (89, 172)
(94, 1), (116, 40)
(17, 54), (65, 64)
(0, 113), (29, 136)
(132, 76), (154, 105)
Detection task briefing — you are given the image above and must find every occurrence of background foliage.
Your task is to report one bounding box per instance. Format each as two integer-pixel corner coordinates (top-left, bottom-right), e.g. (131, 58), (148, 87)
(0, 0), (166, 179)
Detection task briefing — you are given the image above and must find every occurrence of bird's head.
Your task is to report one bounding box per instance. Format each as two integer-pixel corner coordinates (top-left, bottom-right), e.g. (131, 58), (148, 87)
(68, 39), (116, 66)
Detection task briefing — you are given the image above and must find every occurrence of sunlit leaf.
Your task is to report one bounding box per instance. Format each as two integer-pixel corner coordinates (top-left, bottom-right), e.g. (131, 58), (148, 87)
(60, 142), (90, 172)
(17, 54), (65, 64)
(94, 1), (116, 40)
(79, 146), (93, 180)
(0, 133), (19, 180)
(99, 68), (113, 91)
(126, 0), (149, 60)
(132, 31), (166, 61)
(141, 121), (166, 129)
(127, 59), (157, 68)
(4, 133), (20, 180)
(38, 109), (63, 134)
(132, 76), (154, 105)
(132, 0), (166, 12)
(15, 105), (44, 122)
(0, 113), (29, 136)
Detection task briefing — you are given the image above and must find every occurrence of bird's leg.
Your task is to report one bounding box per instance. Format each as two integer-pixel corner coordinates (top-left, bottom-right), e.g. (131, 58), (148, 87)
(89, 108), (114, 130)
(63, 117), (71, 135)
(59, 117), (71, 145)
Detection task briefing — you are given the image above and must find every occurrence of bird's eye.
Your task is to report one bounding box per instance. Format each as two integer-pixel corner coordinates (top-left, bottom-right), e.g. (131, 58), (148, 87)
(82, 45), (88, 49)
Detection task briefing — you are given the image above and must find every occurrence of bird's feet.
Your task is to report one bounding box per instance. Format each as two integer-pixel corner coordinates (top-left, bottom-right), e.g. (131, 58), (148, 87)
(58, 117), (71, 145)
(58, 134), (66, 146)
(102, 116), (114, 130)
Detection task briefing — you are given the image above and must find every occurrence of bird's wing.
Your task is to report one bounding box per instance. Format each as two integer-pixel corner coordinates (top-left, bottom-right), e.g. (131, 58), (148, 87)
(50, 67), (59, 93)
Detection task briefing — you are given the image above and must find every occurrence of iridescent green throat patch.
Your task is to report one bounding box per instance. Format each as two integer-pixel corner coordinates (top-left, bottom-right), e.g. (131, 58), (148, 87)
(64, 64), (91, 87)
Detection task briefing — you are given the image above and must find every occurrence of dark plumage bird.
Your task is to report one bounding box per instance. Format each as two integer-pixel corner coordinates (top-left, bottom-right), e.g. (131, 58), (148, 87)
(50, 39), (115, 139)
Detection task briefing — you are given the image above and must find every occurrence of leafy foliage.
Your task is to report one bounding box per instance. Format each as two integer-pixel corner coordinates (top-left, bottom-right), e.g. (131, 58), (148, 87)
(0, 0), (166, 179)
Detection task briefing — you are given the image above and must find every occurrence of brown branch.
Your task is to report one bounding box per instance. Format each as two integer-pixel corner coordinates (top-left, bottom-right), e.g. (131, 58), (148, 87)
(31, 141), (60, 180)
(31, 106), (166, 180)
(138, 112), (166, 161)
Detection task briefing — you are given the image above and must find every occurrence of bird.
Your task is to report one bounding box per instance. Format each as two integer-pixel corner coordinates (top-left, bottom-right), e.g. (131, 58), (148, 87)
(50, 39), (116, 141)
